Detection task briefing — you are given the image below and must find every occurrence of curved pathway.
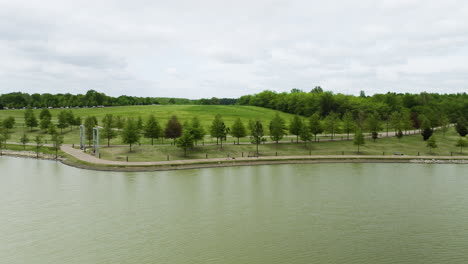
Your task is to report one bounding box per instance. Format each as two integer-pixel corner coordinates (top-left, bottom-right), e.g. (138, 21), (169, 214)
(60, 144), (467, 167)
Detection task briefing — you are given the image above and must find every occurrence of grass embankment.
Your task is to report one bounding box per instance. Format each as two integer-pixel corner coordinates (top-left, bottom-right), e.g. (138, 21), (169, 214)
(0, 105), (296, 144)
(98, 128), (467, 162)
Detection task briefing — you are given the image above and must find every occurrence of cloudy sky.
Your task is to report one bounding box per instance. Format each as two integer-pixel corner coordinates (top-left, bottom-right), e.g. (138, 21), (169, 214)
(0, 0), (467, 98)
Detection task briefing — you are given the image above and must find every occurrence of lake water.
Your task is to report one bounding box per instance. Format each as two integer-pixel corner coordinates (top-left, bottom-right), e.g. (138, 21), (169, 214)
(1, 156), (468, 263)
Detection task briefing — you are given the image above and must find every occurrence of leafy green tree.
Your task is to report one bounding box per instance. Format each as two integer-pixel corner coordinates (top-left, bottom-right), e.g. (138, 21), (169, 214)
(122, 118), (141, 152)
(65, 110), (76, 131)
(48, 123), (57, 137)
(230, 118), (247, 144)
(24, 108), (38, 131)
(165, 115), (182, 144)
(137, 116), (144, 130)
(20, 133), (29, 150)
(455, 117), (468, 137)
(366, 113), (381, 142)
(33, 135), (43, 158)
(269, 113), (286, 144)
(323, 112), (340, 140)
(143, 114), (161, 145)
(299, 125), (312, 147)
(420, 116), (433, 141)
(389, 111), (402, 133)
(114, 116), (125, 129)
(249, 120), (265, 155)
(51, 133), (63, 159)
(84, 116), (98, 146)
(40, 116), (52, 132)
(353, 130), (365, 153)
(190, 117), (205, 145)
(396, 129), (403, 141)
(39, 108), (51, 120)
(289, 115), (303, 143)
(427, 136), (437, 153)
(2, 116), (15, 132)
(57, 110), (69, 133)
(176, 129), (194, 157)
(210, 114), (226, 145)
(341, 111), (354, 140)
(309, 113), (323, 141)
(455, 137), (467, 153)
(438, 114), (449, 137)
(101, 114), (116, 146)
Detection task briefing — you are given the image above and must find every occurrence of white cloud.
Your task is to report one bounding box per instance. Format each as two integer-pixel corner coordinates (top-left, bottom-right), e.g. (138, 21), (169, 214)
(0, 0), (467, 98)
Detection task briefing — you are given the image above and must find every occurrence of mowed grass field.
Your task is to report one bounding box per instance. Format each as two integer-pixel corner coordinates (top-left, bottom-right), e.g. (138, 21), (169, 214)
(0, 105), (297, 144)
(97, 128), (467, 162)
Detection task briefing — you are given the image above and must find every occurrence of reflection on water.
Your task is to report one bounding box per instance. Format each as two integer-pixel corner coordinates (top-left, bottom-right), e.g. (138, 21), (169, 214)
(1, 156), (468, 264)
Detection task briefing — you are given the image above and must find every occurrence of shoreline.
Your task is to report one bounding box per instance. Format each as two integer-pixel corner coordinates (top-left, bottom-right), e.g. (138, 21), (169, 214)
(1, 150), (467, 172)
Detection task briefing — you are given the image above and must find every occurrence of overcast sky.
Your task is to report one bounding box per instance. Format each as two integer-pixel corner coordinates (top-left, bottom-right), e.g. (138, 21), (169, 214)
(0, 0), (467, 98)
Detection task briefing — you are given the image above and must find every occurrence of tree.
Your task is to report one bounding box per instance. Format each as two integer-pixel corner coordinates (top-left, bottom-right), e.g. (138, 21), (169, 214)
(420, 116), (433, 141)
(455, 117), (468, 137)
(455, 137), (467, 153)
(389, 111), (402, 133)
(366, 113), (381, 142)
(2, 116), (15, 132)
(210, 114), (226, 145)
(299, 125), (312, 147)
(269, 113), (286, 144)
(323, 112), (340, 140)
(176, 129), (194, 157)
(84, 116), (98, 146)
(34, 135), (43, 159)
(165, 115), (182, 144)
(137, 116), (144, 131)
(39, 108), (51, 120)
(20, 133), (29, 150)
(438, 114), (449, 137)
(48, 123), (57, 137)
(101, 114), (116, 147)
(114, 116), (125, 129)
(51, 133), (63, 159)
(289, 115), (303, 143)
(122, 118), (141, 152)
(24, 108), (38, 131)
(426, 136), (437, 153)
(309, 113), (323, 141)
(353, 130), (365, 153)
(341, 111), (354, 140)
(190, 117), (205, 145)
(65, 110), (76, 131)
(249, 120), (265, 155)
(57, 110), (69, 133)
(396, 129), (403, 141)
(230, 118), (247, 144)
(40, 116), (52, 132)
(143, 115), (161, 145)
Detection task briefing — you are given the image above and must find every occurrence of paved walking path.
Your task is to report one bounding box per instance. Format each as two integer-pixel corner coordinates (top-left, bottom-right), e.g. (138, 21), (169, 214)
(60, 144), (467, 167)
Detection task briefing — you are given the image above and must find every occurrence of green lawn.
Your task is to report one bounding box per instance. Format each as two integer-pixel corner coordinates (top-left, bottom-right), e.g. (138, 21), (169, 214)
(0, 105), (297, 144)
(97, 128), (467, 162)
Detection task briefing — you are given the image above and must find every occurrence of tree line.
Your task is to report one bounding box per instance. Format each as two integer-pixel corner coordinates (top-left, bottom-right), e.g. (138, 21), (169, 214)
(0, 90), (236, 109)
(238, 88), (468, 126)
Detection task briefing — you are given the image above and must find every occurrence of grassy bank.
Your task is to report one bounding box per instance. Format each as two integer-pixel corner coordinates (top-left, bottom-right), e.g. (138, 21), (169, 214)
(0, 105), (296, 144)
(97, 128), (467, 162)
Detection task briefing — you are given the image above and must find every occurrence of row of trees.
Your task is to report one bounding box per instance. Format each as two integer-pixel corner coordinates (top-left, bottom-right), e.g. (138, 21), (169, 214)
(238, 89), (468, 127)
(84, 112), (468, 156)
(0, 90), (236, 109)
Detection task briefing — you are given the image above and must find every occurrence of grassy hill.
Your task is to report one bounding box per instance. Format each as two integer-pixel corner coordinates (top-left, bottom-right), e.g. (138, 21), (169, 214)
(0, 105), (297, 144)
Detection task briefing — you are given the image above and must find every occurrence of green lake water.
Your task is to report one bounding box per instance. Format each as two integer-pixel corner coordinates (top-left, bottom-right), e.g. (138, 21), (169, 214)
(1, 156), (468, 263)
